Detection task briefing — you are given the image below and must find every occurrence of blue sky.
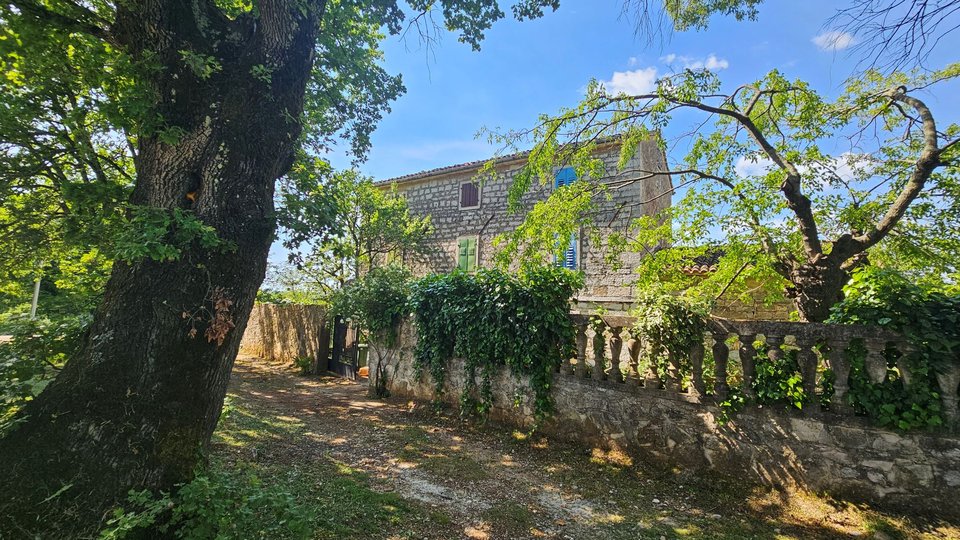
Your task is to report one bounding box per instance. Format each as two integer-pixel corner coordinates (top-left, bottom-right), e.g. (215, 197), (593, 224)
(330, 0), (960, 180)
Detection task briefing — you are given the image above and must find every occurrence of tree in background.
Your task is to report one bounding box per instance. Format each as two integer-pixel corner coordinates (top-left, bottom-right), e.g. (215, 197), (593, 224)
(489, 66), (959, 322)
(0, 0), (560, 534)
(281, 170), (432, 295)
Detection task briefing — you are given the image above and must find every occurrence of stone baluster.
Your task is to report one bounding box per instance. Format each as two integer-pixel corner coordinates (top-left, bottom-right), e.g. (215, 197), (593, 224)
(712, 332), (730, 399)
(592, 324), (606, 381)
(738, 334), (757, 399)
(644, 339), (663, 389)
(689, 341), (706, 397)
(795, 336), (820, 414)
(826, 337), (853, 414)
(863, 339), (888, 384)
(665, 349), (682, 392)
(574, 323), (588, 379)
(626, 337), (642, 387)
(936, 365), (960, 425)
(895, 340), (914, 388)
(609, 327), (624, 383)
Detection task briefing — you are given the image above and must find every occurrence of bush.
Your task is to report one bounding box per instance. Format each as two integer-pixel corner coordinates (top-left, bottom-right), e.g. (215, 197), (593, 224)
(409, 266), (583, 420)
(99, 466), (314, 540)
(828, 267), (957, 430)
(629, 290), (711, 382)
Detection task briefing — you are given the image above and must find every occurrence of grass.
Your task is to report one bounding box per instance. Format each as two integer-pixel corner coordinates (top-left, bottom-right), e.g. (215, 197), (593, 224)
(393, 424), (489, 482)
(482, 501), (536, 535)
(204, 395), (425, 539)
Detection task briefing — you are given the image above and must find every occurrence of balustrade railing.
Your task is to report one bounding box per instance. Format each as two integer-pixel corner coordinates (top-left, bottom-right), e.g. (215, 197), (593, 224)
(564, 314), (960, 424)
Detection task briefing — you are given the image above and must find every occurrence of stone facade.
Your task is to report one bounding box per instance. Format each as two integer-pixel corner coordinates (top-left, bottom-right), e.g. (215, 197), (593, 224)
(378, 140), (672, 301)
(369, 319), (960, 519)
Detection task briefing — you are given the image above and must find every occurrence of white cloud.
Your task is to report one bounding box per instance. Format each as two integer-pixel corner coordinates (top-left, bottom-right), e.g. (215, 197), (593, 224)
(807, 152), (875, 186)
(734, 152), (876, 188)
(660, 53), (730, 71)
(627, 56), (639, 66)
(600, 67), (658, 95)
(812, 30), (857, 51)
(734, 155), (774, 177)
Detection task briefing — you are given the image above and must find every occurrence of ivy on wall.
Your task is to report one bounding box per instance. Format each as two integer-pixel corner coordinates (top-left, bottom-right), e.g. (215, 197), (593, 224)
(408, 267), (583, 420)
(829, 267), (959, 430)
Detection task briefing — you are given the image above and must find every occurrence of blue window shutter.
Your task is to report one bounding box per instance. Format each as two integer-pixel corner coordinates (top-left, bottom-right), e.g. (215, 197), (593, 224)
(564, 234), (577, 269)
(554, 167), (577, 188)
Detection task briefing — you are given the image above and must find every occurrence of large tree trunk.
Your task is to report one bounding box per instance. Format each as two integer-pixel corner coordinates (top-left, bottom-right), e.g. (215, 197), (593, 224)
(785, 259), (850, 323)
(0, 1), (322, 535)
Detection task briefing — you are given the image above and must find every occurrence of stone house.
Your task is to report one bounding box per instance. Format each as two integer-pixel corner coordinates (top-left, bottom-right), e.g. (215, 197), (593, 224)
(376, 139), (672, 307)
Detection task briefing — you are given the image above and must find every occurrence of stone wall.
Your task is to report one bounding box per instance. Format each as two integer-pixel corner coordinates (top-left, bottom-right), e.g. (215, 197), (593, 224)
(370, 322), (960, 519)
(381, 140), (672, 300)
(239, 303), (328, 363)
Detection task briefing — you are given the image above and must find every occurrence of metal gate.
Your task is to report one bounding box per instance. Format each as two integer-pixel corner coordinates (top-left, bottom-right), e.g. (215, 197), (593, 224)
(328, 316), (359, 379)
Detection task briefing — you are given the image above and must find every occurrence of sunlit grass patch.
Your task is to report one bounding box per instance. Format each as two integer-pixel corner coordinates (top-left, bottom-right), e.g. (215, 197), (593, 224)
(482, 501), (535, 535)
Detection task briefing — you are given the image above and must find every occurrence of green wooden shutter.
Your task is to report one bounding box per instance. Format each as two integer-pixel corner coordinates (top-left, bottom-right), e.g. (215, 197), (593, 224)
(457, 238), (469, 271)
(457, 238), (477, 272)
(466, 238), (477, 272)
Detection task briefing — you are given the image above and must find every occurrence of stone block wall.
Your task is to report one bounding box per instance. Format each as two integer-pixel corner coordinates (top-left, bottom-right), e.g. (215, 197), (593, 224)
(381, 140), (672, 300)
(370, 323), (960, 519)
(239, 303), (327, 363)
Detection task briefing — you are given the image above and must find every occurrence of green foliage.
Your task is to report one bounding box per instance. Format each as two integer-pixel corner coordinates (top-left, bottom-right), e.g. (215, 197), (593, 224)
(629, 289), (710, 383)
(829, 267), (954, 429)
(656, 0), (763, 31)
(178, 50), (222, 80)
(408, 267), (583, 420)
(99, 466), (314, 539)
(0, 314), (90, 431)
(277, 168), (432, 298)
(112, 207), (236, 263)
(630, 289), (711, 358)
(331, 265), (412, 347)
(293, 356), (313, 375)
(751, 348), (806, 409)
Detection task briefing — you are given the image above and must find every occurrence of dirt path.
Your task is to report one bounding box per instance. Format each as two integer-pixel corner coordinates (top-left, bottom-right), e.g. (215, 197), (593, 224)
(215, 355), (958, 540)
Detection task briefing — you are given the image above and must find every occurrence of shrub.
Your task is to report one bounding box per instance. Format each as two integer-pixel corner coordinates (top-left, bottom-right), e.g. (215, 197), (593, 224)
(331, 264), (411, 347)
(828, 267), (957, 430)
(99, 466), (314, 539)
(408, 266), (583, 420)
(629, 290), (711, 382)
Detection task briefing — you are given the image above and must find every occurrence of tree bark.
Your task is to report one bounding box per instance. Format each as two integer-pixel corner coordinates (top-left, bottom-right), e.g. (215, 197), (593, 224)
(0, 0), (323, 535)
(784, 258), (850, 323)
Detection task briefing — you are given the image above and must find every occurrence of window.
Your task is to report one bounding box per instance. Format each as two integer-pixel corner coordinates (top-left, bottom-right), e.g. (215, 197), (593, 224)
(457, 236), (478, 272)
(555, 167), (579, 270)
(459, 181), (480, 209)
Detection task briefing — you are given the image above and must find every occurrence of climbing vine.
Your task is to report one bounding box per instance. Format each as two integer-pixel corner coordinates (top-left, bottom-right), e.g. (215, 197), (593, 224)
(829, 267), (958, 430)
(408, 267), (583, 420)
